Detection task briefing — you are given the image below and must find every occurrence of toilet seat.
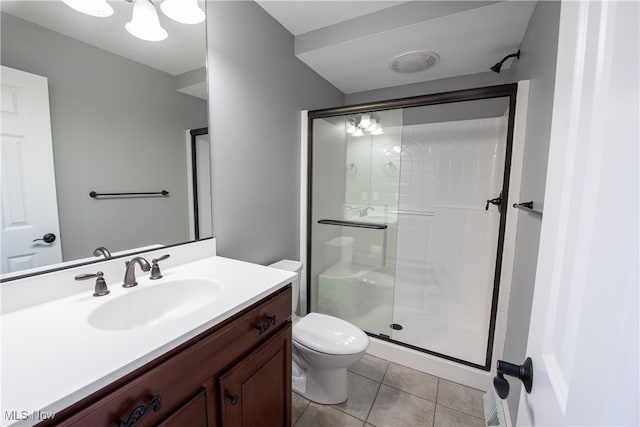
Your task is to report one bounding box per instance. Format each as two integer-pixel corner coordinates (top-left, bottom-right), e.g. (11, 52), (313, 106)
(293, 312), (369, 355)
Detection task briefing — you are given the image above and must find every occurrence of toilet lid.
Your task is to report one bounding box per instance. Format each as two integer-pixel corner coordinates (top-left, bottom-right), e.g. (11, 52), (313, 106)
(293, 313), (369, 355)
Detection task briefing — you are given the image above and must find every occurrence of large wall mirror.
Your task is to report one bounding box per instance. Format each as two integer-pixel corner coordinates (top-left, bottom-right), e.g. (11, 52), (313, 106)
(0, 1), (211, 279)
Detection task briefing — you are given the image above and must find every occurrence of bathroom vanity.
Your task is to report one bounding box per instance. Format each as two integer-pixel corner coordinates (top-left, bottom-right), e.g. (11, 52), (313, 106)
(42, 286), (292, 426)
(1, 242), (295, 427)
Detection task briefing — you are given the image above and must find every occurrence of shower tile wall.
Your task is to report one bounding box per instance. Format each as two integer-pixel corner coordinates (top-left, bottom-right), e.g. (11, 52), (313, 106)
(392, 117), (507, 365)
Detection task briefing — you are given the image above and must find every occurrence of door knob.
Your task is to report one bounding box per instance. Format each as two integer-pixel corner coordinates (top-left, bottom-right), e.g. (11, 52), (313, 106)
(493, 357), (533, 399)
(33, 233), (56, 243)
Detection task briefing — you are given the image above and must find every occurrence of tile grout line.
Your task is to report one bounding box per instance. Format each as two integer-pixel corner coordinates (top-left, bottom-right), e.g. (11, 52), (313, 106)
(363, 361), (391, 426)
(378, 382), (438, 404)
(434, 379), (485, 421)
(432, 378), (440, 427)
(292, 397), (311, 427)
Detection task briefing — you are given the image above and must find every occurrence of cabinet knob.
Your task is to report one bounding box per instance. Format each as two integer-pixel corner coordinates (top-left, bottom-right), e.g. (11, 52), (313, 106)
(229, 394), (240, 405)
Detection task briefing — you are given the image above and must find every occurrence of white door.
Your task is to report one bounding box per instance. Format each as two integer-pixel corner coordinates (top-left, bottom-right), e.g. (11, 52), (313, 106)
(1, 66), (62, 274)
(517, 1), (638, 425)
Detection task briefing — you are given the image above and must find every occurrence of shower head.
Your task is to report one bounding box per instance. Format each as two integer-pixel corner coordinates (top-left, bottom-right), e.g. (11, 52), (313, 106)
(490, 50), (520, 73)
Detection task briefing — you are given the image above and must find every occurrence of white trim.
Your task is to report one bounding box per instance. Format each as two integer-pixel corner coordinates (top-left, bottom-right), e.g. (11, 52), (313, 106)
(490, 79), (529, 371)
(185, 130), (196, 241)
(367, 337), (491, 390)
(299, 110), (308, 316)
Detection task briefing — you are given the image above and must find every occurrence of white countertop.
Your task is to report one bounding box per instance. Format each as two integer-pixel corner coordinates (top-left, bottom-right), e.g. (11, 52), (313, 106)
(0, 255), (295, 426)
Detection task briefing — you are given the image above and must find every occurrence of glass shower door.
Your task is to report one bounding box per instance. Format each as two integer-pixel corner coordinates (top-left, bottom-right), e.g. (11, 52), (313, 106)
(390, 97), (511, 367)
(307, 85), (517, 370)
(308, 110), (402, 337)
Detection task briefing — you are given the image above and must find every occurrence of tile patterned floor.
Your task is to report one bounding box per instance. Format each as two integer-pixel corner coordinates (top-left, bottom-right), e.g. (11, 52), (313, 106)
(292, 354), (486, 427)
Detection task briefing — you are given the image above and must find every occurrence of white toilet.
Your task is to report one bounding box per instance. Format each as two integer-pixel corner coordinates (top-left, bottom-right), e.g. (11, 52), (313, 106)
(269, 260), (369, 405)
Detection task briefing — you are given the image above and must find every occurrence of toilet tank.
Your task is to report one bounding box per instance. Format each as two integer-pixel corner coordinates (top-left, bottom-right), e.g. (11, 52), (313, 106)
(268, 260), (302, 313)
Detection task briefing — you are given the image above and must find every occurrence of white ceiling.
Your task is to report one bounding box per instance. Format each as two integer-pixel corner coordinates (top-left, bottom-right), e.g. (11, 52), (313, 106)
(3, 1), (537, 96)
(1, 1), (206, 77)
(256, 1), (409, 35)
(256, 0), (537, 94)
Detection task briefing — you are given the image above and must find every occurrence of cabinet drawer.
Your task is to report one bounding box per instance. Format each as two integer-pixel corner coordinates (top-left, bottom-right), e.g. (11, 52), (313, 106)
(48, 286), (291, 427)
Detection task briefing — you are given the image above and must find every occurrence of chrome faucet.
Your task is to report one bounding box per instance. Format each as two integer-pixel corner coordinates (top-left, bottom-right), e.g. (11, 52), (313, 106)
(123, 256), (151, 288)
(93, 246), (112, 259)
(359, 206), (374, 217)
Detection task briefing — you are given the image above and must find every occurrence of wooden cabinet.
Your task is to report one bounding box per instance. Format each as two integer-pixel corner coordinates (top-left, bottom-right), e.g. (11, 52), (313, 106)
(39, 286), (292, 427)
(219, 327), (291, 427)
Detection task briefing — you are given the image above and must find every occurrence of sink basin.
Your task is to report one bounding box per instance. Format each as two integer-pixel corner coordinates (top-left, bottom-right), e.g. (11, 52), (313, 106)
(88, 278), (223, 331)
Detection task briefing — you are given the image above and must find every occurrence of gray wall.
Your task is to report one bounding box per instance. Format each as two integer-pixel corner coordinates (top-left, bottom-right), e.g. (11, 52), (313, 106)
(503, 1), (561, 422)
(205, 1), (344, 265)
(1, 13), (208, 261)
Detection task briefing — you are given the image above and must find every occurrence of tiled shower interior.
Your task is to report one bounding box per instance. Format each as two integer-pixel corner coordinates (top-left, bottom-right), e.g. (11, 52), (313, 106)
(311, 99), (509, 366)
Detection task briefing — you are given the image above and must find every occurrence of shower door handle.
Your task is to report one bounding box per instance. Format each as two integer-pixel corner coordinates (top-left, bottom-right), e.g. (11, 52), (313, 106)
(485, 191), (503, 213)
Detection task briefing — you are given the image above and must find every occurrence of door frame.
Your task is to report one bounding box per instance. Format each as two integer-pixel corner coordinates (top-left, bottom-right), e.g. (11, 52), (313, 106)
(306, 83), (518, 370)
(186, 127), (209, 240)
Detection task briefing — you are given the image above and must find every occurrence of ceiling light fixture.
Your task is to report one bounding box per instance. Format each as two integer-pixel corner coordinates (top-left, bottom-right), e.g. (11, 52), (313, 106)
(62, 0), (206, 42)
(346, 113), (384, 137)
(126, 0), (168, 42)
(390, 51), (439, 74)
(161, 0), (205, 24)
(62, 0), (113, 17)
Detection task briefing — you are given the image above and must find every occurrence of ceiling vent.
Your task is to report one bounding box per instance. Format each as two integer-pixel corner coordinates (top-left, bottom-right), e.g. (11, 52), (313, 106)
(389, 51), (440, 73)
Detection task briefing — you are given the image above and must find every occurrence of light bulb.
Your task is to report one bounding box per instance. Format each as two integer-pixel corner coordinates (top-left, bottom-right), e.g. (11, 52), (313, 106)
(126, 0), (168, 41)
(346, 118), (356, 134)
(353, 128), (364, 137)
(366, 117), (378, 132)
(359, 113), (371, 129)
(372, 123), (384, 135)
(62, 0), (113, 17)
(161, 0), (205, 24)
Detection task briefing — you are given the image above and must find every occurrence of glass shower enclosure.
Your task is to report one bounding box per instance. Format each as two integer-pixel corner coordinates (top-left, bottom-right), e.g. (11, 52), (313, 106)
(307, 85), (517, 370)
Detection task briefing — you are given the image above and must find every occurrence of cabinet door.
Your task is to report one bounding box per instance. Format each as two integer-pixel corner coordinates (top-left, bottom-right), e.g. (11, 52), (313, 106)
(219, 324), (292, 427)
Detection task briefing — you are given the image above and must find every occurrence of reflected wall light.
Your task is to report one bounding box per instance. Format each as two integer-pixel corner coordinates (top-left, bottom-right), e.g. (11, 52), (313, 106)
(126, 0), (168, 41)
(346, 113), (384, 137)
(62, 0), (206, 42)
(62, 0), (113, 17)
(161, 0), (205, 24)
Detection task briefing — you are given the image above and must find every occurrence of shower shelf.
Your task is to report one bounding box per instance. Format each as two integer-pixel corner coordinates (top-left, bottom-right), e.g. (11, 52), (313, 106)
(513, 201), (543, 216)
(318, 219), (387, 230)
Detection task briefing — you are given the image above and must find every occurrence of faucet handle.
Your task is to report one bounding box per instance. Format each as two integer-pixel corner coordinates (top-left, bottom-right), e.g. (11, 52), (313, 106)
(150, 254), (170, 280)
(75, 271), (110, 297)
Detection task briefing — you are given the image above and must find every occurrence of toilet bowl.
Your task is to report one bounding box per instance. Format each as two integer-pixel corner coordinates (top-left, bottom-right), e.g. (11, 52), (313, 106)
(269, 260), (369, 405)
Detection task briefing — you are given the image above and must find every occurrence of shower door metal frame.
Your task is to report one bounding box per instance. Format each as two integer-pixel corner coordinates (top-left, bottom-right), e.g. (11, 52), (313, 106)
(306, 83), (518, 371)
